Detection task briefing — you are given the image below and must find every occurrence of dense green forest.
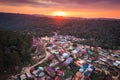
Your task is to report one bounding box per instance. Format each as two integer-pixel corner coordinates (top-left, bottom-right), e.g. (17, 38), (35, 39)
(0, 30), (32, 74)
(0, 12), (120, 49)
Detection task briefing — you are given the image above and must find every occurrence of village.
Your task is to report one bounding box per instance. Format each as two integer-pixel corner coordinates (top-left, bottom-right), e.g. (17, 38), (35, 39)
(8, 33), (120, 80)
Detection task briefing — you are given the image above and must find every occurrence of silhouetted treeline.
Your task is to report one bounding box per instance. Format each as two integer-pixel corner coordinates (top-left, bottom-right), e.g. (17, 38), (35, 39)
(0, 12), (120, 49)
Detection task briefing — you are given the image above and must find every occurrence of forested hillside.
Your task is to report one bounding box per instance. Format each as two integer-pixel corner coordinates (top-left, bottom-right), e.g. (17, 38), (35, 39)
(0, 30), (32, 74)
(0, 12), (120, 49)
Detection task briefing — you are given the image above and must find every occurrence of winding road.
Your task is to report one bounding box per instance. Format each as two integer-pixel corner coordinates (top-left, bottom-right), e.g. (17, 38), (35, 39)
(31, 43), (51, 68)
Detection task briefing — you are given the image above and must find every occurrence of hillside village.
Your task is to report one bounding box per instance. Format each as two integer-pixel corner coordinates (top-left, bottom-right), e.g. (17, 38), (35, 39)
(7, 33), (120, 80)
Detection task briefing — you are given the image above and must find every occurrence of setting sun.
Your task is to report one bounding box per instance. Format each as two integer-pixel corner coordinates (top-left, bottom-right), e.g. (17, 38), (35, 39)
(51, 11), (67, 17)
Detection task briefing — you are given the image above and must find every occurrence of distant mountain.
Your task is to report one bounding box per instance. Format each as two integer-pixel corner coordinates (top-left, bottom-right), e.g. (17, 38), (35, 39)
(0, 12), (120, 49)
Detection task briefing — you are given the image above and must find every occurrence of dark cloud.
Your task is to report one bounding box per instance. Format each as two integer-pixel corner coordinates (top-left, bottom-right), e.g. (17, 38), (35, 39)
(0, 0), (120, 9)
(0, 0), (36, 4)
(51, 0), (120, 9)
(49, 0), (120, 4)
(0, 0), (49, 6)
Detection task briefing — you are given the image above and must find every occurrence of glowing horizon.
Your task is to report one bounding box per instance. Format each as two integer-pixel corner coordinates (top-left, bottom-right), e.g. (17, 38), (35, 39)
(51, 11), (68, 17)
(0, 0), (120, 19)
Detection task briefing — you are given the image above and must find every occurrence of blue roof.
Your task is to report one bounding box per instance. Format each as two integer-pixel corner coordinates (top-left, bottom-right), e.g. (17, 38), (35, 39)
(84, 71), (89, 76)
(82, 63), (89, 69)
(79, 63), (89, 72)
(36, 70), (42, 76)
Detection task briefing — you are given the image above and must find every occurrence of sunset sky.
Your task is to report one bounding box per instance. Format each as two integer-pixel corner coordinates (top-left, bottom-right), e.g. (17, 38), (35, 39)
(0, 0), (120, 18)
